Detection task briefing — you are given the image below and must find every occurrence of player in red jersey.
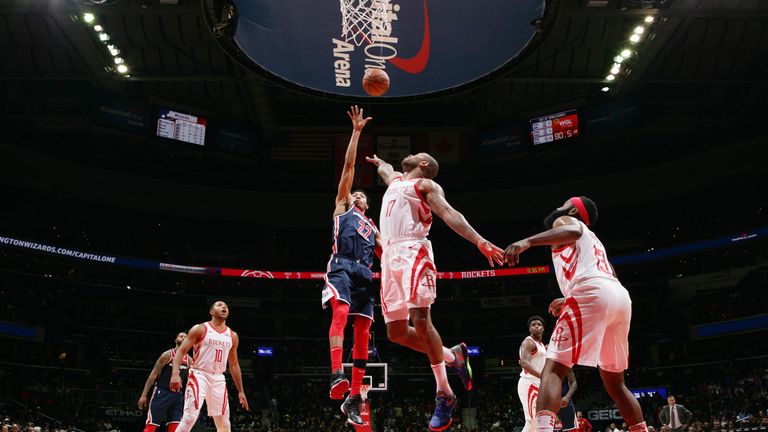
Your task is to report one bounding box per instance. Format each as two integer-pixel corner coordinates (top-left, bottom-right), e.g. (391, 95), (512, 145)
(170, 301), (248, 432)
(503, 197), (648, 432)
(367, 152), (504, 431)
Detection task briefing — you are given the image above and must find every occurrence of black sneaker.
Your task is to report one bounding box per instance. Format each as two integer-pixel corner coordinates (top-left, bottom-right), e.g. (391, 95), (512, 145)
(340, 394), (364, 426)
(329, 372), (349, 400)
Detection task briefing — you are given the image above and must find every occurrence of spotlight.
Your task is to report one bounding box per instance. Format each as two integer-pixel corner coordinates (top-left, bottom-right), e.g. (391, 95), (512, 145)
(113, 57), (124, 64)
(606, 74), (615, 81)
(610, 64), (621, 75)
(109, 48), (120, 56)
(644, 16), (655, 24)
(83, 13), (95, 23)
(117, 64), (128, 74)
(621, 49), (632, 58)
(93, 25), (103, 32)
(629, 34), (641, 43)
(99, 33), (110, 42)
(601, 87), (610, 92)
(614, 55), (625, 63)
(634, 26), (645, 35)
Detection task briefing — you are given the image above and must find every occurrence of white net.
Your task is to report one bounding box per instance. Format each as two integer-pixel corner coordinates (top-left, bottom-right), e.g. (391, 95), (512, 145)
(339, 0), (388, 47)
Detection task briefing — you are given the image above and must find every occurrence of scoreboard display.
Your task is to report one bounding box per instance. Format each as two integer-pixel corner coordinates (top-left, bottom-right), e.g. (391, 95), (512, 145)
(156, 108), (207, 146)
(529, 109), (580, 145)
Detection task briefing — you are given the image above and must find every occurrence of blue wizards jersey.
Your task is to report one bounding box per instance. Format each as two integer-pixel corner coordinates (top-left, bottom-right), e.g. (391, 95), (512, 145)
(331, 206), (377, 267)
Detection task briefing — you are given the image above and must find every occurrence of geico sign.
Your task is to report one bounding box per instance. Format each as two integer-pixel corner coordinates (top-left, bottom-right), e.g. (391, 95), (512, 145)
(588, 409), (623, 421)
(106, 409), (143, 417)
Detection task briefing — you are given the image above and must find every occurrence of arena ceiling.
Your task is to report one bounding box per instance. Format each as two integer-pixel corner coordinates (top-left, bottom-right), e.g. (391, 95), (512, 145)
(1, 0), (767, 135)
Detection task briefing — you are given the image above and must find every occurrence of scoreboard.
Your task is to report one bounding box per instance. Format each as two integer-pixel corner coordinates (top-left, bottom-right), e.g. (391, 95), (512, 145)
(529, 109), (580, 145)
(156, 108), (207, 146)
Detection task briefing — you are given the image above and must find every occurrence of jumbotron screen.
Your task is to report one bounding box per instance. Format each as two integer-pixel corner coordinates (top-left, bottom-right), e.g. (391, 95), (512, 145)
(529, 109), (580, 145)
(156, 108), (207, 146)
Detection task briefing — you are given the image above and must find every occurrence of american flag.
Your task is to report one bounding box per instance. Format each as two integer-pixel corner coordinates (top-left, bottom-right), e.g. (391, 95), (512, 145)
(272, 132), (333, 160)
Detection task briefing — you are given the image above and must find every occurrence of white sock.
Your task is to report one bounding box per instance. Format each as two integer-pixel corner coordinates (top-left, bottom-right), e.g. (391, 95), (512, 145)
(536, 410), (556, 432)
(431, 362), (452, 394)
(443, 346), (456, 364)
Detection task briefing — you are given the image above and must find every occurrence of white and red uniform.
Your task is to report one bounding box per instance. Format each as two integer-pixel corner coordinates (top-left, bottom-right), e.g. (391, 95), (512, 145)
(518, 336), (547, 430)
(378, 176), (436, 323)
(548, 220), (632, 372)
(177, 322), (234, 432)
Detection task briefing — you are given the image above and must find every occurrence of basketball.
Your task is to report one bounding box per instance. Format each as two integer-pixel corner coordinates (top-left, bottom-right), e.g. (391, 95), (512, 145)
(362, 69), (390, 97)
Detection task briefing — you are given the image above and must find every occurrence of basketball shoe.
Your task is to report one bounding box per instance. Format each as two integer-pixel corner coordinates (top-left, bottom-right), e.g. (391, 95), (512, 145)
(447, 342), (473, 390)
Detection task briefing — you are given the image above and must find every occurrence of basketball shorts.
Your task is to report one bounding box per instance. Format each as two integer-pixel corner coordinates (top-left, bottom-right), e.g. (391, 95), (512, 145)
(517, 377), (540, 423)
(380, 239), (437, 323)
(547, 278), (632, 372)
(184, 369), (229, 418)
(559, 381), (578, 431)
(322, 254), (374, 320)
(146, 386), (184, 426)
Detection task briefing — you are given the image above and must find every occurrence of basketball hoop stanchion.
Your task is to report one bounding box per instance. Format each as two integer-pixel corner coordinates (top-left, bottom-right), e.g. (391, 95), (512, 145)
(355, 384), (373, 432)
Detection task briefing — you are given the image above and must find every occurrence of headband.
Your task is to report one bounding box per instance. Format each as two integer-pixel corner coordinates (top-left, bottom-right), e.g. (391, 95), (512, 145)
(570, 197), (591, 226)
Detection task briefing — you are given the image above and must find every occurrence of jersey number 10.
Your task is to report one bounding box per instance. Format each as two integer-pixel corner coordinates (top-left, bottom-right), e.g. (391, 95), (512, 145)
(215, 349), (223, 363)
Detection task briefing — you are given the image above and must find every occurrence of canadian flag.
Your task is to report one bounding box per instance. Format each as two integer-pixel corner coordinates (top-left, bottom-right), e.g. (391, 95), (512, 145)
(429, 132), (459, 163)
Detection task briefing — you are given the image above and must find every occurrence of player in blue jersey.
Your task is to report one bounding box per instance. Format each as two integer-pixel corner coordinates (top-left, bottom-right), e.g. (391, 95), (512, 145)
(322, 106), (381, 426)
(138, 332), (189, 432)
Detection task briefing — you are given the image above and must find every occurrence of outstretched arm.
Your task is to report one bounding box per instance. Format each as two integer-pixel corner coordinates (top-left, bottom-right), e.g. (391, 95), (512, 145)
(418, 179), (504, 267)
(365, 154), (402, 186)
(228, 331), (249, 411)
(335, 106), (372, 216)
(170, 324), (204, 392)
(138, 351), (171, 409)
(504, 216), (583, 265)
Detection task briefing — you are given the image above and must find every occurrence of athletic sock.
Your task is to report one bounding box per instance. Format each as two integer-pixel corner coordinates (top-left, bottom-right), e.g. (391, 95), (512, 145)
(431, 362), (452, 394)
(443, 346), (456, 365)
(536, 410), (557, 432)
(629, 422), (649, 432)
(350, 365), (365, 396)
(330, 346), (343, 373)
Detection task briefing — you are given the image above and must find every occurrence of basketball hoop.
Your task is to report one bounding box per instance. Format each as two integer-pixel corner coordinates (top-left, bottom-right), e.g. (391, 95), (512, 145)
(338, 0), (387, 46)
(360, 384), (371, 401)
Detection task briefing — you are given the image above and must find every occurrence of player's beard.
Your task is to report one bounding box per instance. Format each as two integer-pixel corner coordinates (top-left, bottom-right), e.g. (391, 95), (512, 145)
(543, 209), (572, 229)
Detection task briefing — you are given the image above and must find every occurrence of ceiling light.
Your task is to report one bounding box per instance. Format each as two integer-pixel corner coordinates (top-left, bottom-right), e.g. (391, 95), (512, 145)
(634, 26), (645, 35)
(99, 33), (110, 42)
(601, 87), (610, 92)
(629, 34), (641, 43)
(606, 74), (615, 81)
(113, 57), (124, 64)
(109, 48), (120, 56)
(117, 64), (128, 74)
(93, 25), (103, 32)
(614, 55), (625, 63)
(644, 16), (655, 24)
(83, 13), (95, 23)
(610, 64), (621, 75)
(621, 49), (632, 58)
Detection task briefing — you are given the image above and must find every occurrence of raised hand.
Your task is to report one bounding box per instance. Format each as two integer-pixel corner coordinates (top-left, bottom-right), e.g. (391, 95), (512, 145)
(365, 154), (384, 166)
(347, 105), (372, 131)
(477, 240), (505, 267)
(504, 239), (531, 266)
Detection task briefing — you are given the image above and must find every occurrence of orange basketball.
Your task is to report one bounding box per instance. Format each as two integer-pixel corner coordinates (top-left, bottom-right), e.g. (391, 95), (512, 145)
(362, 69), (390, 97)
